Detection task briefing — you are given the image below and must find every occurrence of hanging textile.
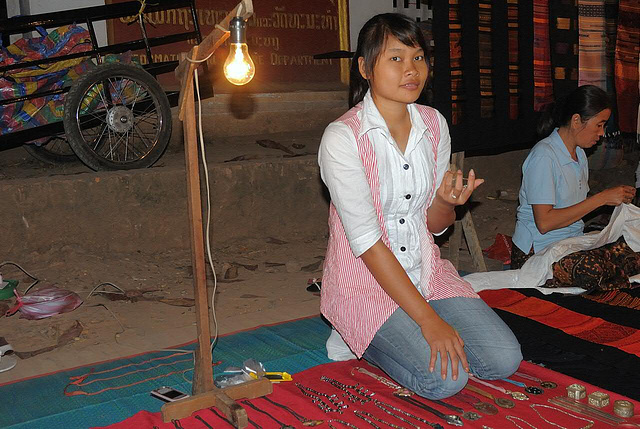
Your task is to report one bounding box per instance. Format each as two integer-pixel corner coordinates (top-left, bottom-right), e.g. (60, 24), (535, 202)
(533, 0), (554, 111)
(449, 0), (464, 125)
(605, 0), (619, 94)
(578, 0), (607, 89)
(508, 0), (519, 120)
(430, 1), (537, 152)
(549, 0), (579, 100)
(478, 0), (494, 118)
(615, 0), (640, 134)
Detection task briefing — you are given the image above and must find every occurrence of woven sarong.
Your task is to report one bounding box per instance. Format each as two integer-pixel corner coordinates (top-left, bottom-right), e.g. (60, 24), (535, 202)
(615, 0), (640, 133)
(533, 0), (554, 111)
(478, 0), (494, 118)
(508, 0), (519, 120)
(449, 0), (464, 125)
(550, 0), (579, 99)
(578, 0), (607, 89)
(605, 0), (619, 94)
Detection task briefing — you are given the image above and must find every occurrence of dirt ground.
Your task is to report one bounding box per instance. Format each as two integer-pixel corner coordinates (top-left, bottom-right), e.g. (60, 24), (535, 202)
(1, 141), (638, 385)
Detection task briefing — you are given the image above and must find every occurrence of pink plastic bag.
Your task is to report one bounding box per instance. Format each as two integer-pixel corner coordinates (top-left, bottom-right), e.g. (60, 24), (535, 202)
(6, 286), (83, 320)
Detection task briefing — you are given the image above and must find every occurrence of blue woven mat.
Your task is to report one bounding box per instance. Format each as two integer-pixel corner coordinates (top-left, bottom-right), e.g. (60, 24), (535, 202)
(0, 316), (331, 429)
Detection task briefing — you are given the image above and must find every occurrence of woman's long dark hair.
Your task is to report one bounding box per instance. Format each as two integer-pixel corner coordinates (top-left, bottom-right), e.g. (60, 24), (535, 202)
(537, 85), (611, 137)
(349, 13), (429, 108)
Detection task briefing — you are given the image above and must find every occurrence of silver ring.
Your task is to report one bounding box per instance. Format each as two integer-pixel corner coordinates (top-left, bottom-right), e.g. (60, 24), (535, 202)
(451, 193), (458, 199)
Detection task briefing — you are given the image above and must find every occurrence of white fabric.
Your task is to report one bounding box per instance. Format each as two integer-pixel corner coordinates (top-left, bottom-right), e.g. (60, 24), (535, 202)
(0, 342), (16, 373)
(318, 91), (450, 286)
(326, 328), (357, 361)
(466, 204), (640, 295)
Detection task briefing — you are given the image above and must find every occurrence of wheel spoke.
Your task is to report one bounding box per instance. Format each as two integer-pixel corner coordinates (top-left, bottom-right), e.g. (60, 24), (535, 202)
(133, 124), (153, 149)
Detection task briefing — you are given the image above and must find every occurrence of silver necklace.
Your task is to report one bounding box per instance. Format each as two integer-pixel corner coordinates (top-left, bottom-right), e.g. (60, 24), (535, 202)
(506, 415), (538, 429)
(530, 404), (594, 429)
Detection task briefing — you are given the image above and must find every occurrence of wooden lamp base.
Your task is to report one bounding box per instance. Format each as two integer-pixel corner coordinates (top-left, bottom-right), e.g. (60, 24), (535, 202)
(161, 377), (273, 427)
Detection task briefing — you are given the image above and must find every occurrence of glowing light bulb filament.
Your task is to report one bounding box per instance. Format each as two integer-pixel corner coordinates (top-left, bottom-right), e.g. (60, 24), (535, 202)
(223, 17), (255, 86)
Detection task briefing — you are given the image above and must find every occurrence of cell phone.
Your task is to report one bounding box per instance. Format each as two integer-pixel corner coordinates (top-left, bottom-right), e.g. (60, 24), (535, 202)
(150, 386), (189, 402)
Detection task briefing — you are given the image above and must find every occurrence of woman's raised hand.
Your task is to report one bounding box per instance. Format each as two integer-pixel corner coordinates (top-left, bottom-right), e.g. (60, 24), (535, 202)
(597, 185), (636, 206)
(437, 169), (485, 206)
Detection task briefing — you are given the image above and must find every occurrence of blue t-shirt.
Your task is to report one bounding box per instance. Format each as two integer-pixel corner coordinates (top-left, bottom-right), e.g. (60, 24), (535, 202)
(512, 129), (589, 253)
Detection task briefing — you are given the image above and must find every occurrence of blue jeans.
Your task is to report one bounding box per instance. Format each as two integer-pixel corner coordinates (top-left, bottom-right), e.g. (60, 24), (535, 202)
(362, 297), (522, 400)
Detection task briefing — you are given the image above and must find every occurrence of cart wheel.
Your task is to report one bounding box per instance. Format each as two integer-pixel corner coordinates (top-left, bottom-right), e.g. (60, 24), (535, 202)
(63, 63), (172, 171)
(23, 134), (78, 165)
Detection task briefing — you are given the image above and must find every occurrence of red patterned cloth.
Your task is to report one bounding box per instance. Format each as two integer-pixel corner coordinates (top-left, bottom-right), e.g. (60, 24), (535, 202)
(478, 1), (494, 118)
(97, 360), (640, 429)
(533, 0), (554, 111)
(508, 0), (520, 120)
(578, 0), (607, 89)
(449, 0), (465, 125)
(481, 289), (640, 357)
(615, 0), (640, 133)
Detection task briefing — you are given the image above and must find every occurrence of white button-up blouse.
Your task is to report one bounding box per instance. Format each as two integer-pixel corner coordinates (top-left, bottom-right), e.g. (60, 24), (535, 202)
(318, 91), (451, 288)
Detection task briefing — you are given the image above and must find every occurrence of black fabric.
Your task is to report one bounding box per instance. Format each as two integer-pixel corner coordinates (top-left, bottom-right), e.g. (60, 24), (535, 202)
(430, 1), (539, 152)
(549, 0), (579, 101)
(492, 284), (640, 402)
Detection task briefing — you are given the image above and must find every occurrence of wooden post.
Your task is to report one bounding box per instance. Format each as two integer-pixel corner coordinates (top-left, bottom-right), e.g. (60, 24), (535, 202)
(448, 152), (487, 272)
(161, 1), (274, 426)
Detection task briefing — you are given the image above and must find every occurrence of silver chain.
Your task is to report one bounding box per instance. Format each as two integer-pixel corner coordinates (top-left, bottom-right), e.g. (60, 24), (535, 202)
(530, 404), (594, 429)
(506, 415), (538, 429)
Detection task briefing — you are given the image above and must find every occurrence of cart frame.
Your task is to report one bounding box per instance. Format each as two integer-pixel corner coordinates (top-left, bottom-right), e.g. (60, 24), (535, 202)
(0, 0), (202, 149)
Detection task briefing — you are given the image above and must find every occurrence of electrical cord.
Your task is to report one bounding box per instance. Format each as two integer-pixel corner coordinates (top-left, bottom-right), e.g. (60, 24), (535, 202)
(0, 261), (39, 293)
(194, 64), (220, 355)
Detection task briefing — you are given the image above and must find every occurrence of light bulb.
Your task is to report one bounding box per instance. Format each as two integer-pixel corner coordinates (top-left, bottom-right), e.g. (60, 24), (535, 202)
(224, 17), (255, 85)
(224, 43), (255, 85)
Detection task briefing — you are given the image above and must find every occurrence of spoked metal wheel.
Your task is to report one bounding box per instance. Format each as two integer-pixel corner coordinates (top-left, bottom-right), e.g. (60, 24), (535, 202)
(23, 134), (78, 165)
(63, 63), (172, 170)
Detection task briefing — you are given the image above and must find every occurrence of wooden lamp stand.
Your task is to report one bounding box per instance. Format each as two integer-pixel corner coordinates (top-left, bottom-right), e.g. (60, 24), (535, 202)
(161, 1), (272, 426)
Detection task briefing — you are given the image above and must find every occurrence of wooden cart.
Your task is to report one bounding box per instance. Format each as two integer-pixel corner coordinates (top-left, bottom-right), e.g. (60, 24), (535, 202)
(0, 0), (202, 170)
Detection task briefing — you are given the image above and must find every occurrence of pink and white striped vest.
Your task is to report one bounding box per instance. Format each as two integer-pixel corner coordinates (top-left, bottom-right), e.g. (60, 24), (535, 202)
(320, 103), (479, 358)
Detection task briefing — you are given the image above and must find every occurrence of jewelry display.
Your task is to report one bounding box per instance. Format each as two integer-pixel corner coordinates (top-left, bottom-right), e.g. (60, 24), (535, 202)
(530, 403), (594, 429)
(471, 375), (529, 401)
(327, 418), (359, 429)
(566, 383), (586, 400)
(242, 400), (296, 429)
(465, 383), (516, 408)
(587, 391), (610, 408)
(351, 367), (408, 394)
(374, 403), (420, 429)
(374, 399), (444, 429)
(548, 396), (624, 426)
(514, 371), (557, 389)
(454, 391), (499, 415)
(524, 386), (544, 395)
(505, 415), (537, 429)
(614, 400), (635, 418)
(261, 395), (324, 426)
(354, 410), (405, 429)
(321, 375), (374, 404)
(393, 390), (464, 414)
(194, 415), (215, 429)
(397, 394), (464, 426)
(353, 410), (381, 429)
(462, 411), (482, 421)
(295, 382), (347, 413)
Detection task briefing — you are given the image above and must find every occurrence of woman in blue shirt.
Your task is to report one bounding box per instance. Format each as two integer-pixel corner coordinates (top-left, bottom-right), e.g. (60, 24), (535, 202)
(511, 85), (636, 269)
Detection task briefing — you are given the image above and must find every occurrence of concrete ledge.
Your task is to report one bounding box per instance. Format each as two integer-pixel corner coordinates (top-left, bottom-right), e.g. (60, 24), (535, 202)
(168, 90), (348, 150)
(3, 154), (330, 255)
